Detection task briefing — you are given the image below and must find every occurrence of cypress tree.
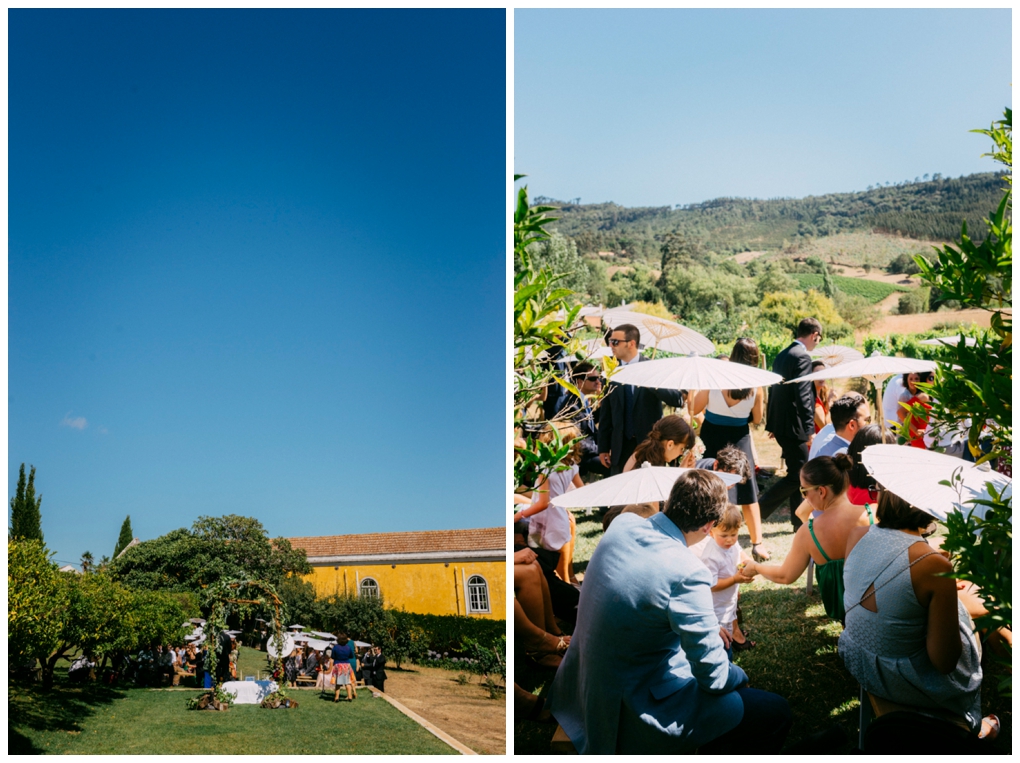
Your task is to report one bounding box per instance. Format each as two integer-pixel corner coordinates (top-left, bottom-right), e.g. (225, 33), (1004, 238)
(9, 463), (43, 542)
(114, 515), (134, 558)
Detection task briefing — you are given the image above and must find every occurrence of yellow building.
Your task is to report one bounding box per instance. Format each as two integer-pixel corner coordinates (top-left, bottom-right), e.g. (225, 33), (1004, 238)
(288, 527), (505, 620)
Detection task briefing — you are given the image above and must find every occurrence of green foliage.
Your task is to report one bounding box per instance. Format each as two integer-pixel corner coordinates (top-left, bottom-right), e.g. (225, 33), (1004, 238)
(113, 516), (133, 559)
(514, 176), (584, 495)
(313, 592), (394, 649)
(754, 262), (797, 296)
(8, 538), (64, 671)
(896, 287), (931, 315)
(392, 610), (506, 656)
(606, 263), (662, 306)
(519, 232), (606, 304)
(546, 172), (1004, 257)
(754, 290), (851, 340)
(910, 108), (1011, 691)
(462, 634), (506, 681)
(832, 292), (880, 333)
(888, 251), (930, 274)
(10, 463), (44, 542)
(791, 274), (909, 303)
(387, 610), (429, 669)
(109, 515), (311, 593)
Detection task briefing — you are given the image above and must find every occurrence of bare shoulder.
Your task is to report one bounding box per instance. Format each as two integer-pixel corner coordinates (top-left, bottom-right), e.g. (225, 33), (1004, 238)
(845, 524), (870, 557)
(908, 540), (953, 571)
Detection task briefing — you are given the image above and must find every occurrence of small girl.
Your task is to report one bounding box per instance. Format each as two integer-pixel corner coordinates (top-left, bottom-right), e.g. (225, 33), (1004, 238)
(699, 504), (756, 655)
(513, 422), (584, 584)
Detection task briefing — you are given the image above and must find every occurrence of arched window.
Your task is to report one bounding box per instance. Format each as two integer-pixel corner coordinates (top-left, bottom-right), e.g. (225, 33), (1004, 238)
(466, 575), (490, 614)
(360, 577), (380, 599)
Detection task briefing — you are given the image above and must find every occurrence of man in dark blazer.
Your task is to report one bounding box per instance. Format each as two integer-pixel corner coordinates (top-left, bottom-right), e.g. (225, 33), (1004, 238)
(758, 317), (823, 531)
(598, 324), (686, 476)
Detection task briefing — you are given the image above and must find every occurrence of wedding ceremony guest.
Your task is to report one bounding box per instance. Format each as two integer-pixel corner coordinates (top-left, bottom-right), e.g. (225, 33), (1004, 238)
(514, 422), (584, 585)
(759, 318), (823, 531)
(897, 371), (934, 448)
(369, 646), (387, 692)
(598, 323), (686, 475)
(845, 424), (896, 506)
(550, 470), (791, 754)
(812, 360), (833, 433)
(560, 362), (608, 477)
(331, 634), (358, 701)
(700, 504), (757, 654)
(690, 337), (770, 561)
(745, 454), (872, 621)
(813, 393), (870, 458)
(840, 490), (993, 739)
(622, 414), (695, 472)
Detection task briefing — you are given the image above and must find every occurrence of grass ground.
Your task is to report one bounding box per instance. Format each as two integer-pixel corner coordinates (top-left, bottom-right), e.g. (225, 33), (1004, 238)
(515, 429), (1012, 753)
(10, 648), (459, 755)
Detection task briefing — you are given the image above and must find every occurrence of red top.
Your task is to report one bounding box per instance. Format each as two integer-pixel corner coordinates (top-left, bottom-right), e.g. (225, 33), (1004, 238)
(904, 394), (932, 449)
(814, 395), (828, 434)
(847, 485), (877, 506)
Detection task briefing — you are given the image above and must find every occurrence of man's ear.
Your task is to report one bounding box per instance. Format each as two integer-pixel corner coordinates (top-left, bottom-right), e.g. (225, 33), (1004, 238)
(699, 520), (716, 536)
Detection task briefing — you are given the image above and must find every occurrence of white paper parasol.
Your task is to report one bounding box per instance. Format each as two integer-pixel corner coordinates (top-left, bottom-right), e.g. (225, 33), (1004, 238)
(305, 637), (331, 652)
(810, 344), (864, 367)
(602, 311), (715, 356)
(789, 354), (939, 438)
(919, 335), (977, 347)
(306, 630), (337, 641)
(550, 463), (742, 509)
(267, 634), (296, 659)
(611, 355), (783, 391)
(861, 444), (1011, 522)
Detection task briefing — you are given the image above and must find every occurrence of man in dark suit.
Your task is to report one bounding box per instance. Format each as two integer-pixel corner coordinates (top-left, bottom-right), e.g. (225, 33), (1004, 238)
(554, 361), (608, 478)
(368, 646), (387, 693)
(598, 324), (686, 475)
(758, 317), (823, 531)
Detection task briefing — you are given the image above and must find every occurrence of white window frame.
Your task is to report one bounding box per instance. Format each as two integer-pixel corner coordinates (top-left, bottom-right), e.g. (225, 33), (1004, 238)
(360, 577), (380, 599)
(465, 574), (490, 614)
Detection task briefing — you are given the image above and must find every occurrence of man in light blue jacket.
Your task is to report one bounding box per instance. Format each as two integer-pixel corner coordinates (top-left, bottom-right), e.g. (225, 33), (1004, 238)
(549, 469), (792, 753)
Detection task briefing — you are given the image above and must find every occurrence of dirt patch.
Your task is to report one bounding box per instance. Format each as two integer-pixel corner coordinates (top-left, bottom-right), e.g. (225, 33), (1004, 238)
(733, 250), (767, 264)
(384, 665), (505, 754)
(865, 308), (992, 337)
(605, 265), (633, 278)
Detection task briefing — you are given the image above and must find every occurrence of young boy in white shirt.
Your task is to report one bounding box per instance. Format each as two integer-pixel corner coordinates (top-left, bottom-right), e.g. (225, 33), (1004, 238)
(699, 504), (757, 657)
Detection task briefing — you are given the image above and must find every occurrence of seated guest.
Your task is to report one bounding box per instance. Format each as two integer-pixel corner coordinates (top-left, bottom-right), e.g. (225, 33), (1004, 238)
(515, 598), (569, 669)
(285, 647), (303, 687)
(514, 547), (572, 651)
(814, 393), (869, 458)
(845, 424), (896, 506)
(317, 652), (334, 690)
(897, 371), (934, 449)
(745, 455), (872, 621)
(840, 490), (995, 739)
(302, 647), (318, 677)
(513, 423), (584, 585)
(558, 361), (608, 478)
(68, 653), (96, 683)
(601, 502), (658, 532)
(549, 470), (791, 754)
(513, 538), (578, 625)
(621, 415), (696, 472)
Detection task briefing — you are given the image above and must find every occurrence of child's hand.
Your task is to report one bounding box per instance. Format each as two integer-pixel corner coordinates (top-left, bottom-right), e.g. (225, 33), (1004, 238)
(739, 561), (757, 579)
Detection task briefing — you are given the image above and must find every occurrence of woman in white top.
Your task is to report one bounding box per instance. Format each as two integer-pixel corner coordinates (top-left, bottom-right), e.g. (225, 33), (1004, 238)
(690, 338), (768, 561)
(513, 422), (583, 584)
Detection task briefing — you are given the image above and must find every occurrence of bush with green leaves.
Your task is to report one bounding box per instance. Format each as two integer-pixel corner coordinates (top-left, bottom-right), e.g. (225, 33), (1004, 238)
(895, 287), (931, 315)
(910, 107), (1011, 691)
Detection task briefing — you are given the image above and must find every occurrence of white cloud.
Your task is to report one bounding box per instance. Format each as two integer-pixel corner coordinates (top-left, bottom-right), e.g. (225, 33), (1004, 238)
(61, 413), (88, 430)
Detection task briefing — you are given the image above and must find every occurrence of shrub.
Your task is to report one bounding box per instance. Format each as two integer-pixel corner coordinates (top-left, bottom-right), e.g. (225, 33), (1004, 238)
(897, 287), (931, 315)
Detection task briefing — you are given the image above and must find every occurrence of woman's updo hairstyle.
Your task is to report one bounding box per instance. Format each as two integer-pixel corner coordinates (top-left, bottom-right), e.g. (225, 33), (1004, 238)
(632, 415), (694, 467)
(800, 453), (853, 496)
(875, 490), (938, 536)
(847, 424), (896, 490)
(728, 338), (761, 400)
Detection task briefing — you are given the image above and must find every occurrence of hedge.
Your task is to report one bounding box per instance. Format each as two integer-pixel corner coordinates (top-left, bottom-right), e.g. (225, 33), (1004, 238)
(393, 611), (505, 655)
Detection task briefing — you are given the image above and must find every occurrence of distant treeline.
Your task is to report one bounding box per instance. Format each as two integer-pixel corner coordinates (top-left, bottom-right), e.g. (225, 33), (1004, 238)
(539, 172), (1006, 259)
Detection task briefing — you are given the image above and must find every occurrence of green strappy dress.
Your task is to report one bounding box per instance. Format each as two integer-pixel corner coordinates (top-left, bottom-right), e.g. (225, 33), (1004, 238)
(809, 504), (874, 621)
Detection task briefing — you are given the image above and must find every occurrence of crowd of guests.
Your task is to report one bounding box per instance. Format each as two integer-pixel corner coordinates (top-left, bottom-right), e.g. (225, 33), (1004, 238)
(514, 317), (1008, 750)
(280, 635), (387, 701)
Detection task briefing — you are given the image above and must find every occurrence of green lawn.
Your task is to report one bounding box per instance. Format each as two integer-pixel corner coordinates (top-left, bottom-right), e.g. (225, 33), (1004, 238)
(11, 649), (457, 755)
(517, 495), (1011, 753)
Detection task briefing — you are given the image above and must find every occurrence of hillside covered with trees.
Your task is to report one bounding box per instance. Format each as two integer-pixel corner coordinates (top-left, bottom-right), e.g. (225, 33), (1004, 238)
(539, 171), (1005, 261)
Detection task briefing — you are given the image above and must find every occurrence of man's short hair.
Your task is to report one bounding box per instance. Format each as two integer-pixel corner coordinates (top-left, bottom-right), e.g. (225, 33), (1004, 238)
(715, 445), (749, 484)
(611, 323), (641, 344)
(571, 361), (595, 379)
(663, 470), (728, 533)
(831, 393), (866, 432)
(796, 317), (822, 338)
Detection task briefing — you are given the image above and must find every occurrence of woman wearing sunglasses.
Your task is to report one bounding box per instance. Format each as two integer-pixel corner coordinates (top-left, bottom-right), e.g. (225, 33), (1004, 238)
(743, 454), (874, 621)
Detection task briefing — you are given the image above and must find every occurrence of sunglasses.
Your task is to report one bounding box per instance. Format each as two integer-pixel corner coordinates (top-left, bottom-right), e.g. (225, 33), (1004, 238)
(798, 485), (821, 497)
(582, 375), (603, 384)
(607, 338), (631, 346)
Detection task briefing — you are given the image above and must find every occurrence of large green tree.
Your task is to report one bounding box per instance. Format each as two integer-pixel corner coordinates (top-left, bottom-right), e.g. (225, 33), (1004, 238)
(10, 463), (43, 541)
(113, 515), (134, 558)
(109, 514), (311, 593)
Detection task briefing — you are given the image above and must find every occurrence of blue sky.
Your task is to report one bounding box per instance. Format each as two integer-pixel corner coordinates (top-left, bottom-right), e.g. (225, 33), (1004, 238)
(9, 9), (506, 567)
(515, 9), (1011, 207)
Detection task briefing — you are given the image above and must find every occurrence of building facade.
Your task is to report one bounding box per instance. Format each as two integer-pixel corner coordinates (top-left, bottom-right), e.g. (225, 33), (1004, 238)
(288, 527), (505, 620)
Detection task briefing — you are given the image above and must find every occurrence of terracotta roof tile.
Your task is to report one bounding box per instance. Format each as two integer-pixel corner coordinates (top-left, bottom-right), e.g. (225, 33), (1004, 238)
(288, 527), (505, 558)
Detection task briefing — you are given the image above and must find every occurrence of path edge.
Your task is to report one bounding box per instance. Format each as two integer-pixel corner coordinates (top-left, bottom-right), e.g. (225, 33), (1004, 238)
(372, 689), (478, 755)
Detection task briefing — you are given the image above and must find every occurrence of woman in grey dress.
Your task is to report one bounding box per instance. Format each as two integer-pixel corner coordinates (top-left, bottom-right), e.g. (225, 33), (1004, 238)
(839, 490), (994, 737)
